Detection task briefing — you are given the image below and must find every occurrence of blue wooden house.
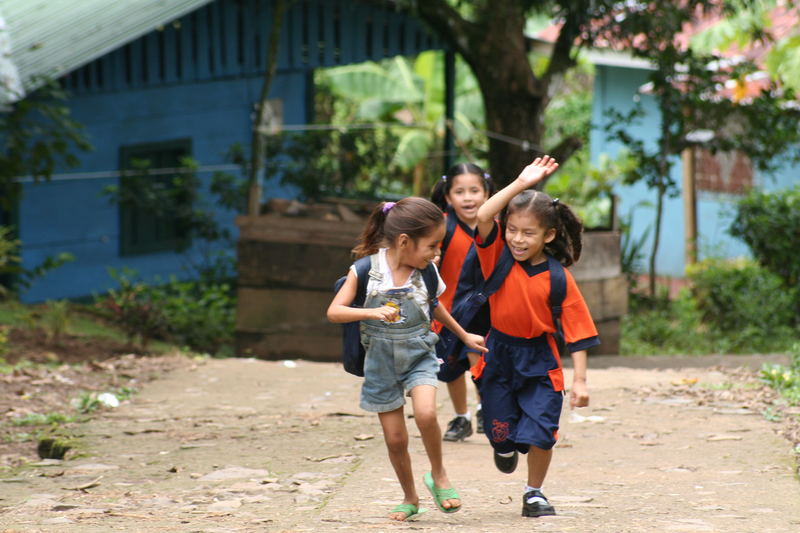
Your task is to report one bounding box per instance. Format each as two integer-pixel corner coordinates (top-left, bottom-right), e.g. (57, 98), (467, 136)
(2, 0), (441, 302)
(589, 55), (799, 279)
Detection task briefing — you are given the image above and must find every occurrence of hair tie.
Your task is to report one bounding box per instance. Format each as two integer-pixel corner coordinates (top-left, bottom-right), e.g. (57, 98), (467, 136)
(483, 172), (491, 179)
(382, 201), (396, 214)
(441, 175), (447, 182)
(552, 198), (560, 207)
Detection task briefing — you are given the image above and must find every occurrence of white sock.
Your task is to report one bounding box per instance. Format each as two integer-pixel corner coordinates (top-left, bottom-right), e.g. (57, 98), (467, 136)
(456, 412), (471, 421)
(497, 451), (515, 458)
(524, 486), (547, 504)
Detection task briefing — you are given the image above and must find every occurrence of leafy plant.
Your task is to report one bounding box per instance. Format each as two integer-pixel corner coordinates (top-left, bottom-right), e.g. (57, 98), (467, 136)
(687, 258), (798, 335)
(12, 412), (76, 426)
(729, 186), (800, 289)
(99, 268), (168, 351)
(97, 269), (234, 354)
(760, 343), (800, 405)
(41, 300), (71, 343)
(0, 325), (8, 357)
(0, 225), (75, 296)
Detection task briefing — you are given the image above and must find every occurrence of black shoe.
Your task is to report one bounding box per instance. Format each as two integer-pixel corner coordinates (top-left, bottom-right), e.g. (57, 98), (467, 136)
(522, 489), (556, 517)
(443, 416), (473, 441)
(476, 408), (483, 434)
(493, 450), (518, 474)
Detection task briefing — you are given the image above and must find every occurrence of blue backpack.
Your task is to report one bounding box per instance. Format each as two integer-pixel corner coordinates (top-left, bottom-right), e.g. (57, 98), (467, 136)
(436, 247), (569, 361)
(333, 255), (440, 376)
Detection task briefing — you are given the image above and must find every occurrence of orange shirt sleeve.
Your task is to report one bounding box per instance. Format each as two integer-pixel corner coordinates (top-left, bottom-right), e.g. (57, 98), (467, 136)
(474, 220), (504, 280)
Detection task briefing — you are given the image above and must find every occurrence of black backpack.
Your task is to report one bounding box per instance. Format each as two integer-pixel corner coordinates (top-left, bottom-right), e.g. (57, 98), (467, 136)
(436, 248), (569, 361)
(333, 255), (440, 376)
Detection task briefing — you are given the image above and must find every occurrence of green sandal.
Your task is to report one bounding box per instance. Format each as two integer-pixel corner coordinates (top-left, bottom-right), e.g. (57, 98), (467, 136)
(423, 472), (461, 513)
(389, 503), (427, 521)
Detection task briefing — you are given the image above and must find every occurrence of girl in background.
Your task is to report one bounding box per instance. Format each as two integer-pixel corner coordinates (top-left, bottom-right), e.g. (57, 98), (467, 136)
(430, 163), (495, 442)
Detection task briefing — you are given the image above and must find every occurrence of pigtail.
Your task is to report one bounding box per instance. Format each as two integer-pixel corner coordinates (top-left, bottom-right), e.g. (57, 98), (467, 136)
(505, 191), (584, 267)
(430, 176), (449, 210)
(352, 202), (390, 258)
(546, 201), (584, 267)
(431, 162), (494, 211)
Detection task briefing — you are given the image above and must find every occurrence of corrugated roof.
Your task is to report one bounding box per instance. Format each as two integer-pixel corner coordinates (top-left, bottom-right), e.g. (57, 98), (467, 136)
(1, 0), (214, 99)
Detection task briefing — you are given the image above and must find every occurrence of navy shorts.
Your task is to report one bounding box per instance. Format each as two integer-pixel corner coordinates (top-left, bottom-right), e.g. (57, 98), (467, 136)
(436, 303), (491, 383)
(479, 328), (564, 452)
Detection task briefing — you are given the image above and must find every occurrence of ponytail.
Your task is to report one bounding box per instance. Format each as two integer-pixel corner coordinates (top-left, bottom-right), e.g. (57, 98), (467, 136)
(352, 198), (444, 258)
(352, 201), (391, 258)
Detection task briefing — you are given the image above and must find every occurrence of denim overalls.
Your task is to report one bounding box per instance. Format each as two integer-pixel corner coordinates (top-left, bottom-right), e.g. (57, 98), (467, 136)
(359, 254), (440, 413)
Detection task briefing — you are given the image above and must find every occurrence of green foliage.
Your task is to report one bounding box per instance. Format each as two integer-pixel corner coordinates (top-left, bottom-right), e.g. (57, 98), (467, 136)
(41, 300), (71, 343)
(622, 260), (799, 356)
(265, 126), (407, 202)
(687, 258), (798, 336)
(729, 186), (800, 288)
(0, 325), (8, 357)
(99, 268), (168, 350)
(545, 152), (637, 229)
(97, 269), (234, 354)
(0, 78), (92, 210)
(760, 343), (800, 405)
(12, 412), (76, 426)
(141, 277), (234, 355)
(0, 225), (75, 296)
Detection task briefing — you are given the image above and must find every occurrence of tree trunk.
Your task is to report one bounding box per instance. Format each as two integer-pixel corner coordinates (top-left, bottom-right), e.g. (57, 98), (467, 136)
(248, 0), (290, 216)
(409, 0), (583, 187)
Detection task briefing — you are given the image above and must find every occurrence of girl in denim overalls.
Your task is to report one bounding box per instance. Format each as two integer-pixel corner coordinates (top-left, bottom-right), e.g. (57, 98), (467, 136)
(328, 197), (487, 522)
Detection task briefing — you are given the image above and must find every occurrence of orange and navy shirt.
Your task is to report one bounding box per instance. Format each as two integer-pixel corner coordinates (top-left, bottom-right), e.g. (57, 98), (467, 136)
(431, 209), (477, 333)
(475, 221), (600, 352)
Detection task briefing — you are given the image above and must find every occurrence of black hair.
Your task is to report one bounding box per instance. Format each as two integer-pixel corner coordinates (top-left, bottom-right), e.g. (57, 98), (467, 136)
(503, 190), (584, 267)
(430, 162), (496, 210)
(352, 197), (444, 258)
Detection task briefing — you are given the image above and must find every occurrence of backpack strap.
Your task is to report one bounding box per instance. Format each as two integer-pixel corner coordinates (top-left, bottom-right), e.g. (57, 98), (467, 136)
(547, 255), (568, 358)
(440, 207), (459, 259)
(420, 263), (440, 317)
(351, 256), (373, 307)
(480, 246), (515, 300)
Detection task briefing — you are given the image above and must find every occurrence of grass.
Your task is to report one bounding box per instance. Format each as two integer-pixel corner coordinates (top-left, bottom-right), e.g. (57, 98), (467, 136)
(0, 300), (176, 353)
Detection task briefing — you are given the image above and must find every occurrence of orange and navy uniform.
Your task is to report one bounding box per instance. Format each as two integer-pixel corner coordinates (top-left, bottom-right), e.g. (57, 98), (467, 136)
(432, 208), (476, 334)
(474, 221), (599, 453)
(431, 207), (492, 383)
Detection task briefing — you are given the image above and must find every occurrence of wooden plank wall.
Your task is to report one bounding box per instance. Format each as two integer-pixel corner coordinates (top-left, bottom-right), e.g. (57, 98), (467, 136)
(62, 0), (441, 95)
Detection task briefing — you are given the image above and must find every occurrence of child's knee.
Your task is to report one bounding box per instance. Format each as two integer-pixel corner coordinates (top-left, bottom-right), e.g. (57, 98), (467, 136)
(413, 407), (438, 430)
(383, 430), (409, 453)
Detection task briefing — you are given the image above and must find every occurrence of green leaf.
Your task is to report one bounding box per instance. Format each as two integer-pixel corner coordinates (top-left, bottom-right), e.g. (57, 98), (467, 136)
(393, 130), (432, 169)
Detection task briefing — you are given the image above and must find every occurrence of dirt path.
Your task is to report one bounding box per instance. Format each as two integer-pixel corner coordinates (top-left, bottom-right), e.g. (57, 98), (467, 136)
(1, 356), (799, 532)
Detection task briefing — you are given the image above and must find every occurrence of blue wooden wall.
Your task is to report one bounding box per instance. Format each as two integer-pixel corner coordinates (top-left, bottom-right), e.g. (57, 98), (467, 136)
(18, 0), (441, 302)
(591, 64), (799, 278)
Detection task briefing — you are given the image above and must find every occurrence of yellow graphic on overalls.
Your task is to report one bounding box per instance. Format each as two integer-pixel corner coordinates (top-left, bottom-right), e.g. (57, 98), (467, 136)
(383, 300), (403, 324)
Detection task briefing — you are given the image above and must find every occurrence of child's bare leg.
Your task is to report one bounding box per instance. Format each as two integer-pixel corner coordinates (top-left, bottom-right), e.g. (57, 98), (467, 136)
(526, 445), (553, 488)
(378, 407), (418, 520)
(409, 385), (461, 510)
(446, 374), (468, 414)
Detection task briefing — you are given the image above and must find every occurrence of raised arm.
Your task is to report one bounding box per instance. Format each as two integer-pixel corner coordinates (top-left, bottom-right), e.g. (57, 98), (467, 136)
(476, 156), (559, 240)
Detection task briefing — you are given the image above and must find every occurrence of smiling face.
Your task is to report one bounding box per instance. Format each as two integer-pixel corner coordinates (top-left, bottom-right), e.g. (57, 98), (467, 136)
(444, 173), (489, 226)
(403, 222), (446, 270)
(504, 211), (556, 265)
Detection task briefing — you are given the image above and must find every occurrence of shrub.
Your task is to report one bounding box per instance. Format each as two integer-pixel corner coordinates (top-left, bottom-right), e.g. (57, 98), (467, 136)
(729, 186), (800, 288)
(98, 269), (234, 354)
(145, 278), (234, 354)
(99, 268), (169, 350)
(687, 258), (798, 336)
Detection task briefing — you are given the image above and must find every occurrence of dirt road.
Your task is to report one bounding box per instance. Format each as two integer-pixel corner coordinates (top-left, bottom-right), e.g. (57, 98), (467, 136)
(1, 355), (799, 532)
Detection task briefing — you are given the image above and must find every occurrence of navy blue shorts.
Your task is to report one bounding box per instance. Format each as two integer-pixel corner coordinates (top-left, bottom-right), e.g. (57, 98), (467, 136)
(479, 328), (564, 452)
(436, 303), (491, 383)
